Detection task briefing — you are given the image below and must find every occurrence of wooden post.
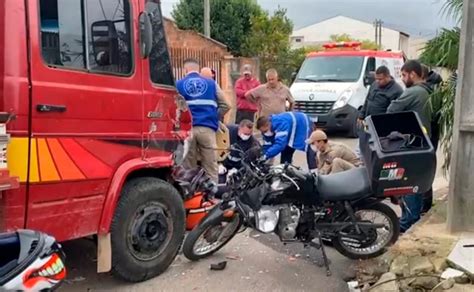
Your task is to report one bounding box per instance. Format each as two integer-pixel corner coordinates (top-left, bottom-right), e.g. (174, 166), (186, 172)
(447, 0), (474, 232)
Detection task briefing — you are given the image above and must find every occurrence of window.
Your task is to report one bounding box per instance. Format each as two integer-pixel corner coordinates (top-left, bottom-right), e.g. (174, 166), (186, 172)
(295, 38), (302, 43)
(146, 0), (175, 86)
(366, 57), (376, 74)
(39, 0), (133, 75)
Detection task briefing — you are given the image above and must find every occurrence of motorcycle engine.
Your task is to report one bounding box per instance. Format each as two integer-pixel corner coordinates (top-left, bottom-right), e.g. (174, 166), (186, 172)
(277, 205), (301, 241)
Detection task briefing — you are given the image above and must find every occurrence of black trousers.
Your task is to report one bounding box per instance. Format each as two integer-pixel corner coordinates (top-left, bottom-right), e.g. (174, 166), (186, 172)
(280, 146), (318, 170)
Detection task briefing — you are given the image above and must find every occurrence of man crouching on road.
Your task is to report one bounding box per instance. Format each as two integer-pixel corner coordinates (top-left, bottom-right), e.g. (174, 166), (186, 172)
(307, 130), (360, 175)
(256, 112), (317, 170)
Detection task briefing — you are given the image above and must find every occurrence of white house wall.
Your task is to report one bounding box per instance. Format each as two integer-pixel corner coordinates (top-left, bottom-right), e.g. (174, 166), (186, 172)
(291, 16), (407, 52)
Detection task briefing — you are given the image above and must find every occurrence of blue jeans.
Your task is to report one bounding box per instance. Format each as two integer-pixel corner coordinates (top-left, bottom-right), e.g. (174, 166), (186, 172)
(280, 146), (318, 170)
(400, 193), (423, 232)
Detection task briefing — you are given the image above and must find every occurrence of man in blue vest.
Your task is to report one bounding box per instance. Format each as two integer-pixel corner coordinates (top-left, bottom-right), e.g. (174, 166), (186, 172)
(177, 58), (230, 182)
(256, 112), (317, 170)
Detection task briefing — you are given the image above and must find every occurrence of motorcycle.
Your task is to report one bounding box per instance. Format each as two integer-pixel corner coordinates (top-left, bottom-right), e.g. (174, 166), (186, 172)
(181, 146), (399, 276)
(0, 229), (66, 291)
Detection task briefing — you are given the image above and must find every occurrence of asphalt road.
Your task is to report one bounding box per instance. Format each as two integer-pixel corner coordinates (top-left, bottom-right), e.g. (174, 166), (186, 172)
(59, 135), (448, 292)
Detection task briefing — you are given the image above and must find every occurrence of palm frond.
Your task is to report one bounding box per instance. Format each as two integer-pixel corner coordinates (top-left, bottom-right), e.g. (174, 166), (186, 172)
(441, 0), (463, 24)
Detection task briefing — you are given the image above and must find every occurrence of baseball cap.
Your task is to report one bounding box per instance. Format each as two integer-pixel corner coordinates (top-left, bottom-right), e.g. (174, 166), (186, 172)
(306, 130), (328, 144)
(242, 64), (252, 75)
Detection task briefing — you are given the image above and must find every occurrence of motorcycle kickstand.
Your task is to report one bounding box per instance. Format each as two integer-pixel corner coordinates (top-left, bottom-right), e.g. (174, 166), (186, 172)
(309, 232), (332, 277)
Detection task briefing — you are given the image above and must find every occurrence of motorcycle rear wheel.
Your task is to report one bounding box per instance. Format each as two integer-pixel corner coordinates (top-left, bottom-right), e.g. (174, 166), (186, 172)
(333, 202), (399, 260)
(183, 213), (242, 261)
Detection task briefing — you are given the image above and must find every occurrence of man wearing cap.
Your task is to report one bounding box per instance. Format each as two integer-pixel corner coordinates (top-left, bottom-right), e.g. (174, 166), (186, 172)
(235, 64), (260, 123)
(307, 130), (360, 175)
(256, 112), (317, 170)
(246, 68), (295, 119)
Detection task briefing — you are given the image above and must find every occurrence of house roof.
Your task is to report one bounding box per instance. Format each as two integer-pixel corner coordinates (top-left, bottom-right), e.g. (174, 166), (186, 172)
(293, 15), (410, 38)
(163, 17), (227, 49)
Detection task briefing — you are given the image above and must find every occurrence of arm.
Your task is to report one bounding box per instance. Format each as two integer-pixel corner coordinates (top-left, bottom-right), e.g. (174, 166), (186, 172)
(286, 87), (295, 111)
(387, 91), (412, 113)
(265, 122), (291, 159)
(390, 84), (404, 102)
(234, 79), (246, 99)
(359, 87), (372, 119)
(245, 86), (260, 104)
(216, 84), (231, 118)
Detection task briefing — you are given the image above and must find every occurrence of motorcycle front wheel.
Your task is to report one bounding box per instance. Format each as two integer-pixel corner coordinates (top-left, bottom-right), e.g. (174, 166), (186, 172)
(182, 213), (242, 261)
(333, 202), (399, 260)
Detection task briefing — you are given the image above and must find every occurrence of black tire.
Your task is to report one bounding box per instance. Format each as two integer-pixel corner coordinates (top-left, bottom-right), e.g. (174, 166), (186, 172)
(182, 214), (242, 261)
(111, 177), (185, 282)
(333, 202), (399, 260)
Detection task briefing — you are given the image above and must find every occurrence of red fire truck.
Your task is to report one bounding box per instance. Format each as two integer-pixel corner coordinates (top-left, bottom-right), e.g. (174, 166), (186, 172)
(1, 0), (191, 282)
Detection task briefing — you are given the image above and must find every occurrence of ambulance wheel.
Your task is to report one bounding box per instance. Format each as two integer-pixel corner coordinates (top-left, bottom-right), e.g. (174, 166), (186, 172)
(111, 177), (185, 282)
(347, 118), (359, 138)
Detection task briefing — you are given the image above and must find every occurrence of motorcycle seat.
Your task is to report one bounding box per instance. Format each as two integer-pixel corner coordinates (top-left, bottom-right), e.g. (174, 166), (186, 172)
(317, 167), (371, 201)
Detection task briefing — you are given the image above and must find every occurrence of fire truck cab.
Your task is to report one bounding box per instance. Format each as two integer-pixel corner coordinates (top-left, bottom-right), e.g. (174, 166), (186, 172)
(1, 0), (191, 282)
(291, 42), (405, 137)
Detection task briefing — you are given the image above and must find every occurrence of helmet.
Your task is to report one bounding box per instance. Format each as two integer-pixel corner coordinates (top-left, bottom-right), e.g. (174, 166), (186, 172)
(0, 230), (66, 291)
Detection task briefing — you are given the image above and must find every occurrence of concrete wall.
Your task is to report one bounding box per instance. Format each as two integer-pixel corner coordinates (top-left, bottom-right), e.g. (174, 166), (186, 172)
(447, 0), (474, 232)
(291, 16), (407, 52)
(407, 37), (428, 59)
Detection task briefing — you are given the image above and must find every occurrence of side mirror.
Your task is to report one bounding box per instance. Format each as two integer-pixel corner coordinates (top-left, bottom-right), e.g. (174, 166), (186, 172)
(139, 12), (153, 59)
(364, 71), (376, 87)
(291, 72), (298, 84)
(91, 20), (119, 66)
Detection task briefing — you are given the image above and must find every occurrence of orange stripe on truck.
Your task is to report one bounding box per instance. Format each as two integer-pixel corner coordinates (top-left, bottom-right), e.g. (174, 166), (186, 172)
(47, 138), (85, 180)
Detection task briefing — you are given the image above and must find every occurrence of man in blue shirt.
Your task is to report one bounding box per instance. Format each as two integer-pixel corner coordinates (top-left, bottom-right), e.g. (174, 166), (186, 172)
(177, 58), (230, 182)
(256, 112), (317, 170)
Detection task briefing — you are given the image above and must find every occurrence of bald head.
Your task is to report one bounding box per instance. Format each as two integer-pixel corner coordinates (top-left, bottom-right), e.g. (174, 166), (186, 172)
(266, 68), (279, 88)
(201, 67), (213, 79)
(184, 58), (200, 74)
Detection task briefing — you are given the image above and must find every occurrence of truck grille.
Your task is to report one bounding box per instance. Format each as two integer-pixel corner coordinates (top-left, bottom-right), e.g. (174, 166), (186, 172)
(294, 101), (335, 115)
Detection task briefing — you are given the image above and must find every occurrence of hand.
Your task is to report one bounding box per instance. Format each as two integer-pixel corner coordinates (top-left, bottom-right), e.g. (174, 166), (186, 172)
(218, 122), (227, 132)
(357, 118), (364, 126)
(218, 164), (227, 175)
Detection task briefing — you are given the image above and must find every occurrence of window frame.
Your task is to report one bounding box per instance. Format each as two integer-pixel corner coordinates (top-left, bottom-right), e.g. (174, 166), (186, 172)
(37, 0), (135, 77)
(145, 0), (175, 87)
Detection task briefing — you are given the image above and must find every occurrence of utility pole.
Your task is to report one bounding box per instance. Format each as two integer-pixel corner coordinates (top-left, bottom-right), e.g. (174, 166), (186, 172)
(378, 19), (383, 48)
(374, 19), (383, 47)
(204, 0), (210, 38)
(374, 19), (378, 45)
(447, 0), (474, 232)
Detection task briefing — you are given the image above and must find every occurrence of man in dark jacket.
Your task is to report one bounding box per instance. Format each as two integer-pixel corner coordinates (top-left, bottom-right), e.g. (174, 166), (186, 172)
(359, 66), (404, 121)
(222, 119), (259, 170)
(387, 60), (433, 233)
(420, 65), (443, 214)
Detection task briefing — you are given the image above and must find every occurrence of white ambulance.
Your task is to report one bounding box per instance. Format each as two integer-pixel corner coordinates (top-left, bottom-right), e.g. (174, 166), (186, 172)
(290, 42), (405, 137)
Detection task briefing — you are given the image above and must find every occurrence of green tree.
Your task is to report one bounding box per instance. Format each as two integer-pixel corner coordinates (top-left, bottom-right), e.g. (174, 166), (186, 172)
(171, 0), (262, 55)
(420, 0), (462, 172)
(329, 34), (381, 50)
(242, 8), (295, 83)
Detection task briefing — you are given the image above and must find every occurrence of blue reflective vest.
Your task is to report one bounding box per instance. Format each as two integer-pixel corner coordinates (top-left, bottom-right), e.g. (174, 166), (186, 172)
(263, 112), (312, 159)
(177, 72), (219, 131)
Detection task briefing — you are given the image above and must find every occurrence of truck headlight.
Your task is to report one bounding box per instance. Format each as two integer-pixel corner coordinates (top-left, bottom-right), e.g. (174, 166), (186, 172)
(333, 89), (353, 110)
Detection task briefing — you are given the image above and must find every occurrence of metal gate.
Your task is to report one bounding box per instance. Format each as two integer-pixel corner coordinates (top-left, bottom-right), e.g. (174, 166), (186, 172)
(169, 48), (223, 84)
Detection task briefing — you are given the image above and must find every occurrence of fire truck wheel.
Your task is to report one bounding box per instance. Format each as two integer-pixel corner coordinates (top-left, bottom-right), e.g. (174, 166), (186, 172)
(111, 177), (185, 282)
